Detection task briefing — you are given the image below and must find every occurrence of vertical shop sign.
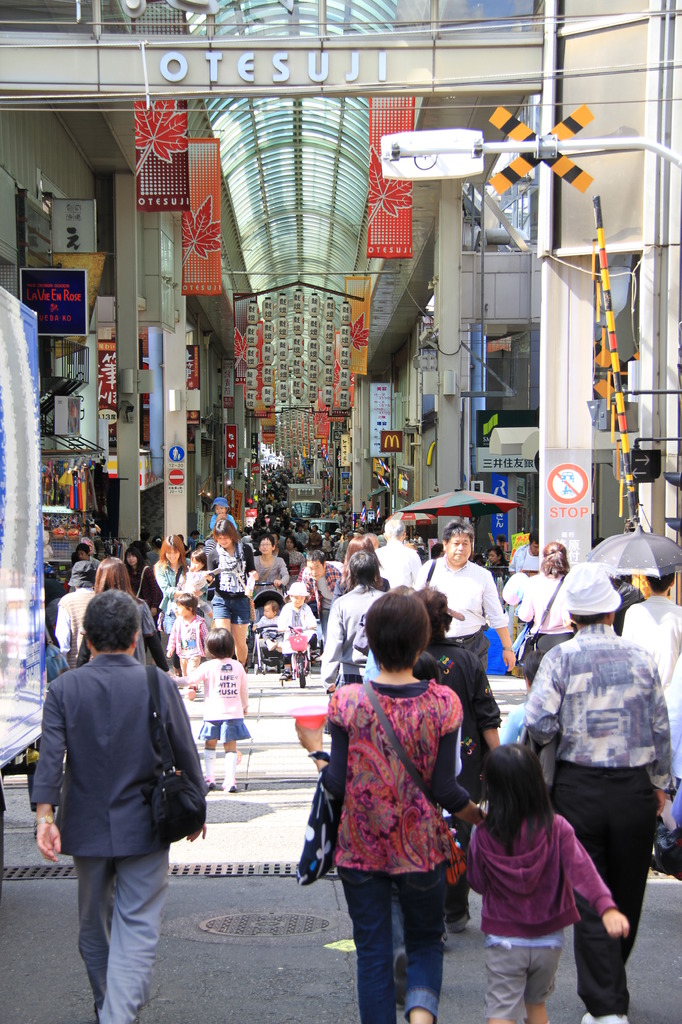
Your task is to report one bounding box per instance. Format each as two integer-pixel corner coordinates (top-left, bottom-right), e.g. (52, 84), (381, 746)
(223, 358), (234, 408)
(186, 344), (200, 390)
(370, 383), (391, 457)
(134, 100), (189, 210)
(182, 138), (222, 295)
(97, 334), (117, 446)
(367, 97), (414, 259)
(489, 472), (509, 542)
(225, 424), (238, 470)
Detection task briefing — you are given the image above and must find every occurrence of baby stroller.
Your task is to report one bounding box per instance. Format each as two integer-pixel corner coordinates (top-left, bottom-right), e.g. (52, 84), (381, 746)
(251, 588), (285, 674)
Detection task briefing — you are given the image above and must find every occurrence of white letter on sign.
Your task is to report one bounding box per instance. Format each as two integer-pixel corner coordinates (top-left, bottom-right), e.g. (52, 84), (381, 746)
(308, 51), (329, 83)
(345, 51), (359, 83)
(160, 51), (188, 83)
(238, 52), (255, 83)
(205, 50), (222, 83)
(272, 52), (290, 83)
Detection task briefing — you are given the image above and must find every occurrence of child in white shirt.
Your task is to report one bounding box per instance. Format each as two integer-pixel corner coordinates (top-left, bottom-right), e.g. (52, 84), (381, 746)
(186, 628), (250, 792)
(183, 548), (214, 625)
(166, 593), (208, 677)
(277, 582), (317, 682)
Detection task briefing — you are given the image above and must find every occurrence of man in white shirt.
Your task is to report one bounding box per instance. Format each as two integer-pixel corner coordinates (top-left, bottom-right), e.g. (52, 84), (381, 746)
(416, 518), (516, 672)
(376, 519), (423, 589)
(621, 572), (682, 688)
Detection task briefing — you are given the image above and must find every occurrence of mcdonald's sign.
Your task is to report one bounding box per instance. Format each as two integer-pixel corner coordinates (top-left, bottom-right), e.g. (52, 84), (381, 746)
(380, 430), (403, 453)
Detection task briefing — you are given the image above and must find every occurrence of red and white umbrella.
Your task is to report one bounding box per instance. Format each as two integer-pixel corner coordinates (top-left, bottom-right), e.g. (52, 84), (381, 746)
(388, 510), (436, 524)
(398, 489), (520, 518)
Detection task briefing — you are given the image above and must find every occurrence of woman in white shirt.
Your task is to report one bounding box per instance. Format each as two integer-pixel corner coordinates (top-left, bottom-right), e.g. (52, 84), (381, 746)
(518, 541), (573, 656)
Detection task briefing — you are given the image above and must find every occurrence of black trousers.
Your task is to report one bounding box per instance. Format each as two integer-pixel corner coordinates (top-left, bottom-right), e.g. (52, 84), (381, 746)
(552, 761), (657, 1017)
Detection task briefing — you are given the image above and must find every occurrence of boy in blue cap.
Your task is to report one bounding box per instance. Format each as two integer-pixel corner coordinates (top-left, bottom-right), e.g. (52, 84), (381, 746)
(209, 497), (237, 532)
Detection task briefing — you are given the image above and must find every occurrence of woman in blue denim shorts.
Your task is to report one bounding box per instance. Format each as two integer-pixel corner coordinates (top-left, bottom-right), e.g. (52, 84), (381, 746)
(205, 518), (257, 667)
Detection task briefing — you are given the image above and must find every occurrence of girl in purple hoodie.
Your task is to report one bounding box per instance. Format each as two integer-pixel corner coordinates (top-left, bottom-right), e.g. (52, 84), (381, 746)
(468, 745), (629, 1024)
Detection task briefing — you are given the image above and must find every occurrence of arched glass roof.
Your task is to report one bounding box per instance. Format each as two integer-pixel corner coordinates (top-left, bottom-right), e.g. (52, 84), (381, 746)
(207, 94), (370, 295)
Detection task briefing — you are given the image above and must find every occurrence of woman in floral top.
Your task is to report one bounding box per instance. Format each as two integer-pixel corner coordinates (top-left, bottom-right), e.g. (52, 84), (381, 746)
(297, 589), (483, 1024)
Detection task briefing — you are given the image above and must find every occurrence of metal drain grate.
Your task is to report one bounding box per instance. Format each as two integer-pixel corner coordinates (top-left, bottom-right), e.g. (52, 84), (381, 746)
(199, 912), (330, 937)
(3, 862), (336, 881)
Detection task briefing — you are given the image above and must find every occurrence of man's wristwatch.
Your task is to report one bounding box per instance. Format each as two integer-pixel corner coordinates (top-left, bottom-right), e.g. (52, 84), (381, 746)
(36, 813), (55, 825)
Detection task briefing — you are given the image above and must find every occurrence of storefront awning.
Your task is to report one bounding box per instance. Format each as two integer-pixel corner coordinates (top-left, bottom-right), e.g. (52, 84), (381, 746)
(489, 427), (539, 460)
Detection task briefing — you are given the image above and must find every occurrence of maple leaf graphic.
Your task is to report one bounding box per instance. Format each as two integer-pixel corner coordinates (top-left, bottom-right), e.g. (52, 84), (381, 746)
(135, 101), (188, 171)
(351, 313), (369, 351)
(234, 329), (247, 362)
(182, 196), (221, 266)
(367, 147), (412, 225)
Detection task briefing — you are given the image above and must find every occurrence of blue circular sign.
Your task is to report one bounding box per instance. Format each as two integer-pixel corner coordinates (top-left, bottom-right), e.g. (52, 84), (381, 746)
(168, 445), (185, 463)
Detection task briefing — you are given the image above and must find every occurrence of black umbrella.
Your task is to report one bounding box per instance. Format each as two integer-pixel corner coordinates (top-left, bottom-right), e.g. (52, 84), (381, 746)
(587, 525), (682, 578)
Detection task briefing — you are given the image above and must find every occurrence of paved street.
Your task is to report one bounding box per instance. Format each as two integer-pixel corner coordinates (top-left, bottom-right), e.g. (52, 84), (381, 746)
(1, 667), (679, 1024)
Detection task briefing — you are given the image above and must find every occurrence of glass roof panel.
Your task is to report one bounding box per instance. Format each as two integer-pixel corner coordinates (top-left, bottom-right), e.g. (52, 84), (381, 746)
(208, 93), (369, 294)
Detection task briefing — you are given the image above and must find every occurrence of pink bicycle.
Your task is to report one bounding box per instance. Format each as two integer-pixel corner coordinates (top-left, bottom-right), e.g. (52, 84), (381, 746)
(288, 627), (312, 689)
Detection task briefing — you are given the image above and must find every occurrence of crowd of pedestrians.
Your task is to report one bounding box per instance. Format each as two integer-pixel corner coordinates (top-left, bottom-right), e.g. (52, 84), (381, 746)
(38, 489), (680, 1024)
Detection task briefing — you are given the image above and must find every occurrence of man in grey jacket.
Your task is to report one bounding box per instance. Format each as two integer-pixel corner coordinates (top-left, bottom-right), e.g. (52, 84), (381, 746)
(33, 589), (205, 1024)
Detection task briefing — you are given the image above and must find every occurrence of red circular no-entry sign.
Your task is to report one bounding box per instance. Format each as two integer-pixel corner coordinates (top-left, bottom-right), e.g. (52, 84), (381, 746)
(547, 463), (589, 505)
(168, 468), (185, 486)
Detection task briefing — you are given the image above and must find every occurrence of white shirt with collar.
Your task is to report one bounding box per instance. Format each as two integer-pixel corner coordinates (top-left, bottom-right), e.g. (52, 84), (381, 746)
(376, 537), (423, 589)
(415, 557), (508, 638)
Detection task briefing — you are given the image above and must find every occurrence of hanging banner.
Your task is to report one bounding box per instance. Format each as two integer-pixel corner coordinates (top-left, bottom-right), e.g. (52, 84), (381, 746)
(234, 295), (249, 385)
(182, 138), (222, 295)
(314, 411), (330, 439)
(334, 331), (355, 412)
(344, 275), (371, 376)
(367, 97), (414, 259)
(135, 100), (189, 210)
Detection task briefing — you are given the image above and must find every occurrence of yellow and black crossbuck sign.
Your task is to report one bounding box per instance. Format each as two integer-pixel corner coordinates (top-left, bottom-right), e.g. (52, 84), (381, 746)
(488, 105), (595, 195)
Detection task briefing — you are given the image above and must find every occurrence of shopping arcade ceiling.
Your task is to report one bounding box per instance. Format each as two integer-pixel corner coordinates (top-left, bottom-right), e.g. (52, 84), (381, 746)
(0, 1), (540, 367)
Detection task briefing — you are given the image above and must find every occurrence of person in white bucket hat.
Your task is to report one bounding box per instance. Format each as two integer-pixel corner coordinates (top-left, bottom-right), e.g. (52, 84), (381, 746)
(524, 561), (671, 1024)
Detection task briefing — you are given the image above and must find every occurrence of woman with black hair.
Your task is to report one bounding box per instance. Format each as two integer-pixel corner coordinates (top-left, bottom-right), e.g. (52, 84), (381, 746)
(321, 550), (385, 693)
(205, 518), (257, 667)
(414, 585), (501, 934)
(297, 589), (483, 1024)
(468, 745), (628, 1024)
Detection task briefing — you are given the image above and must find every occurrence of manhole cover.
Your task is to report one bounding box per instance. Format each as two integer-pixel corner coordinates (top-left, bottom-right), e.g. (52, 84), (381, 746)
(199, 913), (330, 937)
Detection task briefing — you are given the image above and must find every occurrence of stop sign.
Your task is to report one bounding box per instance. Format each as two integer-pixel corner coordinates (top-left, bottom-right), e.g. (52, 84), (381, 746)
(168, 468), (184, 486)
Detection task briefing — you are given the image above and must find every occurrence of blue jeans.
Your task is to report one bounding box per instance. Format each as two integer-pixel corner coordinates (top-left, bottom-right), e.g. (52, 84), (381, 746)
(339, 863), (446, 1023)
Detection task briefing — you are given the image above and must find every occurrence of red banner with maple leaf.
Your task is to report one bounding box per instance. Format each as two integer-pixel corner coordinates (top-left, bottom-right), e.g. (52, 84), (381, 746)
(182, 138), (222, 295)
(367, 97), (414, 259)
(233, 295), (249, 385)
(135, 100), (189, 210)
(313, 411), (330, 439)
(345, 275), (371, 376)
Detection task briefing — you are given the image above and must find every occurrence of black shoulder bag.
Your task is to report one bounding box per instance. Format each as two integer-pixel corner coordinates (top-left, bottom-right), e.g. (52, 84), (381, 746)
(362, 679), (466, 885)
(142, 666), (207, 844)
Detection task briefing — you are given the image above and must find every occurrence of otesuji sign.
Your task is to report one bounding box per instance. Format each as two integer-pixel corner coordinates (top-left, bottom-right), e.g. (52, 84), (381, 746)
(20, 268), (88, 336)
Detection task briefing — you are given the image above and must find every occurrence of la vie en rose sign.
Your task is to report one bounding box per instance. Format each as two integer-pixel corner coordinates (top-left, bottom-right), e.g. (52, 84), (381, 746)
(21, 268), (88, 337)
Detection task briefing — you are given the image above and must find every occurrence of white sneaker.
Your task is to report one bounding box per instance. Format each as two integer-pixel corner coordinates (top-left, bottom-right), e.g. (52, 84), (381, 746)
(581, 1014), (629, 1024)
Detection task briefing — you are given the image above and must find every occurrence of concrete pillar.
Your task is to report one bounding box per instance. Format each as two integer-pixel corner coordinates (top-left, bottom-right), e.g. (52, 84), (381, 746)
(435, 179), (462, 492)
(114, 172), (140, 540)
(538, 255), (594, 561)
(163, 216), (187, 535)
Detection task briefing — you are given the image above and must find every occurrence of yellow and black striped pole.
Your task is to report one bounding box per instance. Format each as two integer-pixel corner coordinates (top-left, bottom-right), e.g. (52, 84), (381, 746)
(593, 195), (638, 523)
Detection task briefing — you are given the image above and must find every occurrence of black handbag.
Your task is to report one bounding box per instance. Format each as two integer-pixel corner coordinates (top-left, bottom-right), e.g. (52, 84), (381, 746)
(142, 666), (207, 844)
(653, 820), (682, 880)
(296, 752), (343, 885)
